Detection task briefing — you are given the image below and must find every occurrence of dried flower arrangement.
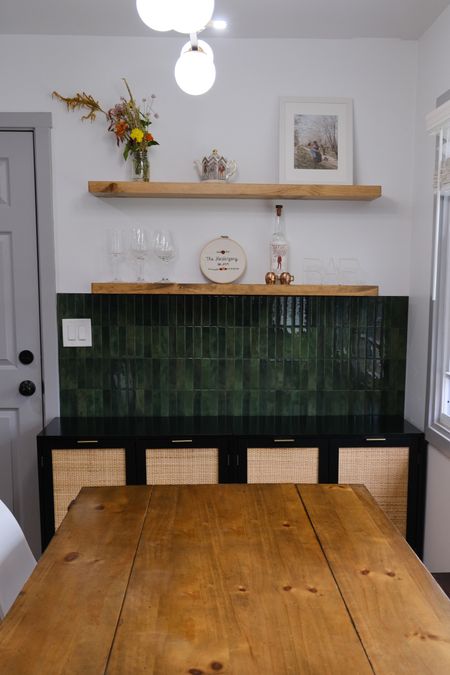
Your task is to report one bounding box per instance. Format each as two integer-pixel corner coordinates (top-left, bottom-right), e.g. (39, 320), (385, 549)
(52, 79), (159, 180)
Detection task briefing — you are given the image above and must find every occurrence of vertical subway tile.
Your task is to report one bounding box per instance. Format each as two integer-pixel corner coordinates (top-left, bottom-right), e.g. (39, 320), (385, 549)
(226, 327), (235, 358)
(151, 296), (160, 325)
(176, 326), (185, 357)
(233, 359), (243, 391)
(159, 359), (169, 390)
(168, 297), (177, 326)
(135, 295), (144, 326)
(193, 296), (202, 326)
(243, 328), (251, 358)
(217, 359), (227, 390)
(259, 326), (268, 359)
(366, 326), (375, 359)
(160, 297), (169, 326)
(226, 297), (235, 325)
(143, 360), (153, 390)
(159, 326), (169, 357)
(210, 296), (218, 327)
(202, 327), (211, 358)
(234, 326), (243, 358)
(126, 325), (136, 357)
(118, 326), (127, 356)
(159, 391), (170, 416)
(201, 296), (211, 326)
(184, 296), (193, 325)
(135, 326), (144, 357)
(144, 296), (153, 325)
(209, 327), (218, 358)
(185, 326), (194, 357)
(134, 389), (145, 416)
(193, 390), (202, 417)
(193, 327), (203, 357)
(217, 297), (227, 326)
(56, 293), (407, 418)
(250, 327), (260, 358)
(168, 326), (177, 356)
(190, 295), (202, 326)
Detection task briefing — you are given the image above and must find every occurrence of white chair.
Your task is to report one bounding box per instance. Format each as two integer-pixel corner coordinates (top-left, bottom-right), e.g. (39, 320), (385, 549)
(0, 500), (36, 619)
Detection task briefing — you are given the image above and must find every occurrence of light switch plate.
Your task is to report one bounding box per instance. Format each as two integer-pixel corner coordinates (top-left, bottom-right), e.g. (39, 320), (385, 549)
(62, 318), (92, 347)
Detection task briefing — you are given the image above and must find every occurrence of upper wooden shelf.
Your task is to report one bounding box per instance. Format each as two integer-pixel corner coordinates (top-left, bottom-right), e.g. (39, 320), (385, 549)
(88, 181), (382, 201)
(91, 283), (379, 296)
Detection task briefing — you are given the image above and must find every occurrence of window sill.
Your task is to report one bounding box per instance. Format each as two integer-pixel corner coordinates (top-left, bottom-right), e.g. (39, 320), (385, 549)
(426, 421), (450, 459)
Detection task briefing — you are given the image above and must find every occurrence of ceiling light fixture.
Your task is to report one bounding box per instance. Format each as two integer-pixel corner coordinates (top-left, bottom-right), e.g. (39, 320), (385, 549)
(175, 35), (216, 96)
(136, 0), (217, 95)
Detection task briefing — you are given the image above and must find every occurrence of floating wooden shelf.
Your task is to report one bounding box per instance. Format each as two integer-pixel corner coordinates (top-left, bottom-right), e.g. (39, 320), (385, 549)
(91, 283), (379, 296)
(88, 181), (382, 201)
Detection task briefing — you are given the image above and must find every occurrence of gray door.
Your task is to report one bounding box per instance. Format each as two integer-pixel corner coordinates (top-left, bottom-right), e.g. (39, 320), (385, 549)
(0, 131), (43, 554)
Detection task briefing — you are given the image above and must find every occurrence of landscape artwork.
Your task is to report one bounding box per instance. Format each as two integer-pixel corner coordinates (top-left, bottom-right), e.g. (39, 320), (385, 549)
(294, 114), (338, 170)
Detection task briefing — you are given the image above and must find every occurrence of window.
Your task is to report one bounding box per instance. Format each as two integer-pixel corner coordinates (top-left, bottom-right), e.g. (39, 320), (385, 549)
(426, 99), (450, 454)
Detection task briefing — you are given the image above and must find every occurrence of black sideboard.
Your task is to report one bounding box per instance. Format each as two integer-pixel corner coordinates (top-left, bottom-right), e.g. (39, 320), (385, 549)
(37, 415), (426, 556)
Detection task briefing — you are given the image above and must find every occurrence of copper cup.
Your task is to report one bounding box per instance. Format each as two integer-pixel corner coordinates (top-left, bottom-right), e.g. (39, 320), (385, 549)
(265, 272), (278, 284)
(279, 272), (294, 285)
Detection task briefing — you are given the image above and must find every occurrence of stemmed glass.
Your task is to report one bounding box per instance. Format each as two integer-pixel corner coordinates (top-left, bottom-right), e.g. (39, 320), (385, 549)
(130, 226), (149, 281)
(108, 227), (125, 281)
(152, 230), (176, 281)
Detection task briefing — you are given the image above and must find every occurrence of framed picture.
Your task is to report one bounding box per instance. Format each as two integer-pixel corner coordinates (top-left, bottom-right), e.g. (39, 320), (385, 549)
(279, 97), (353, 184)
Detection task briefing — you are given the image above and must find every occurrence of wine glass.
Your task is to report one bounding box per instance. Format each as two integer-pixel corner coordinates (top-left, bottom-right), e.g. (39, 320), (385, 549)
(129, 225), (149, 281)
(108, 227), (125, 281)
(152, 230), (176, 281)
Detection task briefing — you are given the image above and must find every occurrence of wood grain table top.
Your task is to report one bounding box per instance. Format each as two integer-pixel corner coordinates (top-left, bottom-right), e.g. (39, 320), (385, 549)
(1, 484), (449, 674)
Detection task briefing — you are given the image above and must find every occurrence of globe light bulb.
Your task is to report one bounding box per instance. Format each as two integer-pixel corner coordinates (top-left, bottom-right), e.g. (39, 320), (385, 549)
(172, 0), (215, 34)
(136, 0), (174, 32)
(175, 46), (216, 96)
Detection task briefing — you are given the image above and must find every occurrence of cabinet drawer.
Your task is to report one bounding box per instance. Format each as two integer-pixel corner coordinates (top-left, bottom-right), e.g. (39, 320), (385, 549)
(337, 446), (409, 535)
(145, 447), (219, 485)
(52, 447), (127, 529)
(247, 447), (320, 484)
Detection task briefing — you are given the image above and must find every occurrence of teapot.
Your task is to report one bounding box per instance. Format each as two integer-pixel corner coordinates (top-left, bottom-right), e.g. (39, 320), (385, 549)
(194, 149), (237, 182)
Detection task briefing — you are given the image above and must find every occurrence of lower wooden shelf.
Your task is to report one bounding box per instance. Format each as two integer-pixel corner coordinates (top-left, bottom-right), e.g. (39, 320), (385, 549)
(91, 282), (379, 296)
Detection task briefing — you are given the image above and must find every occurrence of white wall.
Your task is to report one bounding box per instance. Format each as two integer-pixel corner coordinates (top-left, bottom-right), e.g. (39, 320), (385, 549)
(0, 35), (416, 293)
(407, 5), (450, 571)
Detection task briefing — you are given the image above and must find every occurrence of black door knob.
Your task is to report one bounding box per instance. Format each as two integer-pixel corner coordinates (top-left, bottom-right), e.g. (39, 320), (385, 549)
(19, 350), (34, 365)
(19, 380), (36, 396)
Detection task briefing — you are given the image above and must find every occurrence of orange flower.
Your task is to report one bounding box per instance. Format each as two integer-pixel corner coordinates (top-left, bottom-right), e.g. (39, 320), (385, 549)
(145, 132), (154, 142)
(115, 120), (128, 138)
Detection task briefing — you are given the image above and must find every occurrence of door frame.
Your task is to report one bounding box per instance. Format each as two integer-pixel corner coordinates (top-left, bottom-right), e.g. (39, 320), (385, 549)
(0, 113), (59, 423)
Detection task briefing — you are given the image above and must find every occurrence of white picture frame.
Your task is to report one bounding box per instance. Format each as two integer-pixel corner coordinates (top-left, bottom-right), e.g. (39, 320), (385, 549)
(279, 97), (353, 184)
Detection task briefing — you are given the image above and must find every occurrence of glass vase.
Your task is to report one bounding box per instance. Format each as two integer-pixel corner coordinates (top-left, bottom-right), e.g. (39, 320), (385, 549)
(131, 149), (150, 182)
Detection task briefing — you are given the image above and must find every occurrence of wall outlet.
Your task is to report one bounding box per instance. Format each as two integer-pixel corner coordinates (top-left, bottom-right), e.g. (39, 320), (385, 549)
(62, 318), (92, 347)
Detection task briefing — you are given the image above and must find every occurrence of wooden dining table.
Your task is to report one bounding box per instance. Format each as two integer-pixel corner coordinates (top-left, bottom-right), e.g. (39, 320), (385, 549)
(1, 483), (450, 674)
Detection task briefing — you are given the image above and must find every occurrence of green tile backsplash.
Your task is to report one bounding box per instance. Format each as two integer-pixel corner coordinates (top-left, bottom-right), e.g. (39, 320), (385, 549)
(57, 294), (408, 417)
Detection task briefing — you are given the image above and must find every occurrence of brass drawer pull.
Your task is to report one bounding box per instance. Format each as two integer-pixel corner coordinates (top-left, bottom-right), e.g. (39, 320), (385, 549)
(171, 439), (193, 443)
(76, 440), (99, 444)
(274, 438), (295, 443)
(365, 437), (386, 442)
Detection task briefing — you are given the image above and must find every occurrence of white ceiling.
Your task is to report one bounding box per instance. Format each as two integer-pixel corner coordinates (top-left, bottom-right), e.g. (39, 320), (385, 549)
(0, 0), (449, 40)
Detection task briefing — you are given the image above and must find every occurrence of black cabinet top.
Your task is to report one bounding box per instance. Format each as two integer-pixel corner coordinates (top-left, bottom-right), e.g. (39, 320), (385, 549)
(38, 415), (423, 439)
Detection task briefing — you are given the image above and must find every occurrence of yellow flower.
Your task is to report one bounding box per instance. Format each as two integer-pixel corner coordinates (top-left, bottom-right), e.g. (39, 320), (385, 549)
(130, 128), (144, 143)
